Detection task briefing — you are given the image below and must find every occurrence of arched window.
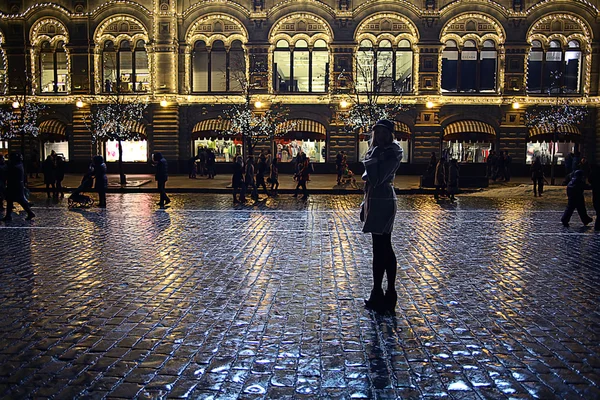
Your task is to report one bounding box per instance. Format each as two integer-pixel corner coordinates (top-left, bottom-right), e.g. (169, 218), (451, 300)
(442, 39), (497, 93)
(40, 40), (68, 93)
(191, 39), (246, 93)
(273, 39), (329, 93)
(102, 39), (149, 93)
(527, 40), (582, 94)
(355, 38), (413, 93)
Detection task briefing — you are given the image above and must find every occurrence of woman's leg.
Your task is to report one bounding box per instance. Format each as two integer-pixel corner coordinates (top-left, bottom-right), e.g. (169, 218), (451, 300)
(382, 233), (397, 292)
(371, 234), (386, 291)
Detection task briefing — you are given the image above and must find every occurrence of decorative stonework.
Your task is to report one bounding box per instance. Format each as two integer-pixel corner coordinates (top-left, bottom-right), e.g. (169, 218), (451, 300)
(441, 13), (505, 42)
(355, 14), (418, 38)
(269, 13), (332, 40)
(30, 18), (69, 46)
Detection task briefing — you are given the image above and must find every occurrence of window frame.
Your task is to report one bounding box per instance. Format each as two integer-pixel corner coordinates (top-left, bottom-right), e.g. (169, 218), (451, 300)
(102, 39), (148, 93)
(39, 40), (68, 94)
(355, 38), (414, 94)
(441, 39), (498, 94)
(191, 39), (246, 93)
(273, 38), (329, 94)
(527, 39), (583, 95)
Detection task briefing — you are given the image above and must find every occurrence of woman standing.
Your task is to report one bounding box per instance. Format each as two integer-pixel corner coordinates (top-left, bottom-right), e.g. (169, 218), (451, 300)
(93, 155), (108, 208)
(269, 156), (279, 196)
(2, 153), (35, 221)
(361, 119), (403, 313)
(42, 155), (56, 198)
(55, 155), (65, 198)
(530, 156), (544, 197)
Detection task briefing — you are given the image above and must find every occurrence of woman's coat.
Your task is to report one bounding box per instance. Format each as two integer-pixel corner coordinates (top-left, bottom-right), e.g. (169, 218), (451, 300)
(361, 141), (403, 234)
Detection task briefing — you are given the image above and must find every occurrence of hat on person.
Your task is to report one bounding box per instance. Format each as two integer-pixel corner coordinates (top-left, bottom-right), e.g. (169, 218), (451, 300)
(373, 119), (395, 133)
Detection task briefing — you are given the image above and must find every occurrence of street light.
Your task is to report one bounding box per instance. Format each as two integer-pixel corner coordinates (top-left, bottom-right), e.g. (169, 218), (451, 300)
(160, 99), (168, 107)
(340, 100), (349, 109)
(12, 100), (20, 109)
(76, 99), (84, 108)
(426, 101), (435, 109)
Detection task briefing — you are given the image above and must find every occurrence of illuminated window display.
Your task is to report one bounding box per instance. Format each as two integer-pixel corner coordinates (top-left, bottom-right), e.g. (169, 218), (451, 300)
(526, 141), (575, 165)
(192, 40), (245, 93)
(527, 40), (582, 94)
(102, 40), (149, 93)
(193, 138), (242, 163)
(359, 139), (409, 163)
(445, 141), (491, 163)
(40, 40), (68, 93)
(273, 39), (329, 93)
(43, 141), (69, 161)
(106, 140), (148, 162)
(356, 39), (413, 93)
(275, 139), (326, 163)
(0, 140), (8, 155)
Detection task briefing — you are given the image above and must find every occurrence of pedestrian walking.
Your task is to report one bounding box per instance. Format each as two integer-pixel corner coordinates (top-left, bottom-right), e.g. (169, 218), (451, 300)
(360, 119), (403, 314)
(504, 151), (512, 182)
(293, 154), (311, 200)
(494, 151), (505, 181)
(531, 156), (545, 197)
(54, 155), (65, 198)
(447, 159), (459, 202)
(42, 155), (56, 198)
(486, 150), (496, 178)
(2, 153), (35, 221)
(588, 164), (600, 231)
(256, 154), (269, 195)
(269, 156), (279, 196)
(565, 152), (574, 177)
(153, 152), (170, 207)
(198, 147), (207, 176)
(206, 149), (216, 179)
(336, 151), (343, 185)
(245, 156), (258, 201)
(93, 155), (108, 208)
(29, 147), (40, 179)
(232, 155), (244, 203)
(434, 157), (446, 200)
(561, 170), (593, 227)
(0, 154), (7, 211)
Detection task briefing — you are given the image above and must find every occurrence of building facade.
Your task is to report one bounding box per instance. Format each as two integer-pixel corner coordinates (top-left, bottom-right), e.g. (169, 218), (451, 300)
(1, 0), (599, 175)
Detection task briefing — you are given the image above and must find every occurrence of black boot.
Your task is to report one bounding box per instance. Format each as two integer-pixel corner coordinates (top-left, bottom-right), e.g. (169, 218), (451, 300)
(364, 288), (385, 312)
(384, 289), (397, 313)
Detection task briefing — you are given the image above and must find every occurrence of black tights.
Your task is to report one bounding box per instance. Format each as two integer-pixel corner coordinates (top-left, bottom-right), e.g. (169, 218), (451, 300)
(371, 233), (397, 292)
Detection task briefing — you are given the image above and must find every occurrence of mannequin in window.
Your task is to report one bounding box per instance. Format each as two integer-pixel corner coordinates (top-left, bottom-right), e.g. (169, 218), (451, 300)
(105, 79), (112, 93)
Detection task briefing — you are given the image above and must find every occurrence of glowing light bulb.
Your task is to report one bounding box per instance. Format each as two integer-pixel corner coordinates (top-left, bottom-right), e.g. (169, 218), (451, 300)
(12, 101), (20, 109)
(76, 100), (84, 108)
(160, 99), (168, 107)
(254, 101), (263, 108)
(340, 100), (348, 109)
(512, 102), (520, 109)
(426, 101), (435, 109)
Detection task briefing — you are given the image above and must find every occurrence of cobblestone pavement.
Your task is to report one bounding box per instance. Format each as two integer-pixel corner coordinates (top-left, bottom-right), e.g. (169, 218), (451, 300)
(0, 194), (599, 399)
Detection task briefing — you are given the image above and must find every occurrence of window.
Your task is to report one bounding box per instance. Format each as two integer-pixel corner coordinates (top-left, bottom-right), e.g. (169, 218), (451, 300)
(106, 140), (148, 162)
(527, 40), (582, 94)
(356, 39), (413, 93)
(40, 40), (68, 93)
(102, 39), (149, 93)
(275, 139), (326, 163)
(44, 141), (69, 161)
(442, 39), (497, 93)
(192, 39), (246, 93)
(359, 138), (409, 163)
(445, 141), (491, 163)
(273, 39), (329, 93)
(526, 141), (574, 165)
(193, 138), (242, 163)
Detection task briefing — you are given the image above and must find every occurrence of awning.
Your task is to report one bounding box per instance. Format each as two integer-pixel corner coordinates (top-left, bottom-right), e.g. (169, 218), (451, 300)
(276, 119), (326, 140)
(528, 124), (581, 142)
(192, 119), (233, 139)
(444, 120), (496, 142)
(101, 120), (147, 139)
(359, 121), (411, 140)
(38, 119), (67, 140)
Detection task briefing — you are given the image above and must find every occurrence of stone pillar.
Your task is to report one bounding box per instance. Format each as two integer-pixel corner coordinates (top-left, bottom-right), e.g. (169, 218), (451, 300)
(503, 44), (528, 94)
(417, 43), (442, 95)
(413, 106), (441, 163)
(153, 0), (177, 94)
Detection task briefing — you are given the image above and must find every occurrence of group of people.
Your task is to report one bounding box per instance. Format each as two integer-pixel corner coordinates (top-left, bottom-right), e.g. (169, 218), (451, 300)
(232, 152), (281, 203)
(486, 150), (512, 182)
(41, 150), (67, 199)
(188, 147), (216, 179)
(426, 153), (460, 202)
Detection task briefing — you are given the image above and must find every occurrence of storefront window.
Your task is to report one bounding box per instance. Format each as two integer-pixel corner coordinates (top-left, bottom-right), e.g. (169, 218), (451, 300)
(275, 139), (326, 163)
(527, 40), (583, 94)
(526, 141), (574, 165)
(357, 39), (374, 92)
(445, 141), (491, 163)
(273, 39), (328, 93)
(359, 139), (409, 163)
(106, 140), (148, 162)
(102, 39), (149, 93)
(40, 41), (68, 94)
(44, 141), (69, 161)
(442, 39), (497, 93)
(0, 140), (8, 155)
(193, 138), (242, 163)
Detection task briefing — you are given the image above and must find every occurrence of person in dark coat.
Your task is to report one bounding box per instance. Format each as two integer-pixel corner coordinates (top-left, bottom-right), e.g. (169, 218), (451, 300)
(232, 155), (244, 203)
(0, 154), (7, 211)
(206, 149), (216, 179)
(561, 170), (593, 227)
(269, 156), (279, 196)
(361, 119), (403, 314)
(335, 151), (344, 185)
(589, 165), (600, 232)
(530, 156), (545, 197)
(54, 155), (65, 198)
(504, 151), (512, 182)
(293, 154), (310, 200)
(188, 155), (198, 179)
(434, 157), (446, 200)
(245, 156), (258, 201)
(486, 150), (496, 178)
(93, 155), (108, 208)
(29, 147), (40, 179)
(447, 159), (459, 202)
(2, 153), (35, 221)
(153, 152), (170, 207)
(256, 154), (269, 195)
(42, 155), (56, 198)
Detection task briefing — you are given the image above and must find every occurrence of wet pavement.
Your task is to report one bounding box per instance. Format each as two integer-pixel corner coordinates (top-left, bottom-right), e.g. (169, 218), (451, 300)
(0, 193), (599, 399)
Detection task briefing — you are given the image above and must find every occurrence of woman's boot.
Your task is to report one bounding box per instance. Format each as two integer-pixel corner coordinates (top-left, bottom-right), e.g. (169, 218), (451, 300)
(364, 288), (385, 312)
(384, 289), (397, 313)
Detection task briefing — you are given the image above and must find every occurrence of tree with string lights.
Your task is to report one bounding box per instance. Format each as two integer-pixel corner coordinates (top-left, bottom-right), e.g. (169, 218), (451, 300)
(83, 93), (147, 185)
(333, 50), (409, 135)
(525, 71), (587, 185)
(216, 55), (296, 157)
